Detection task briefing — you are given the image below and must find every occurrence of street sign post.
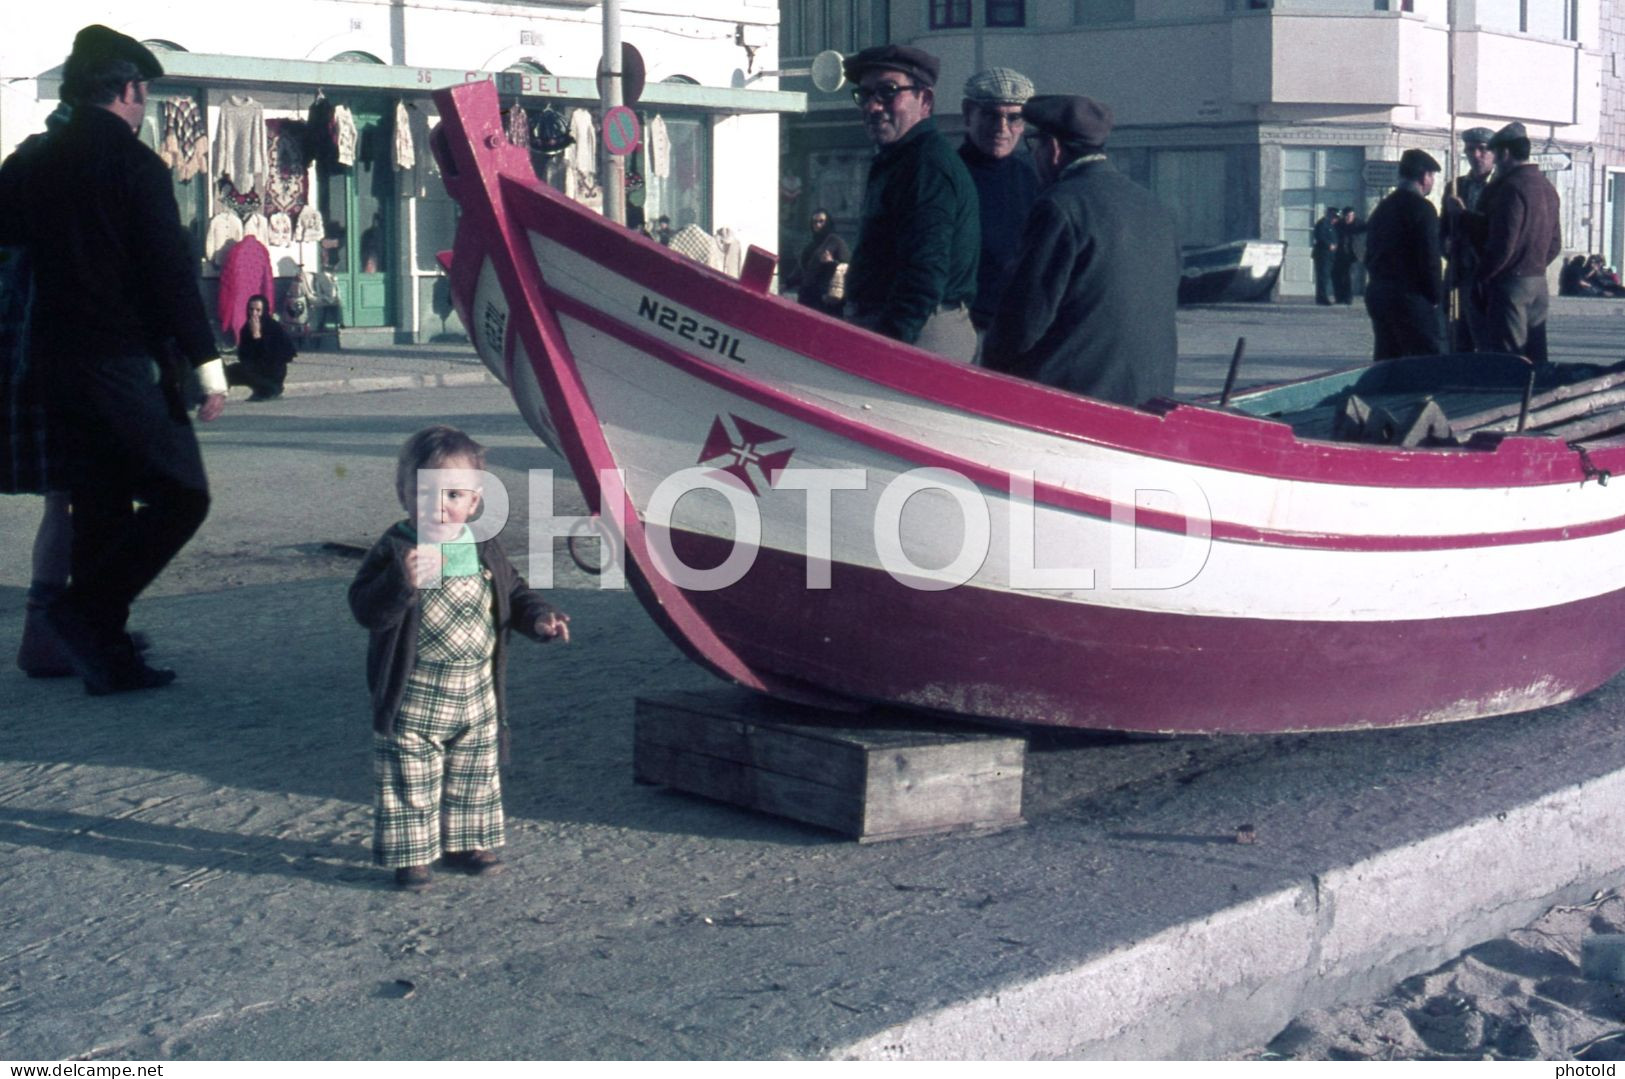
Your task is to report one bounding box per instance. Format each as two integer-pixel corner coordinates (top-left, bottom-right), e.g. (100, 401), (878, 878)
(597, 42), (646, 108)
(1362, 160), (1401, 188)
(602, 105), (640, 157)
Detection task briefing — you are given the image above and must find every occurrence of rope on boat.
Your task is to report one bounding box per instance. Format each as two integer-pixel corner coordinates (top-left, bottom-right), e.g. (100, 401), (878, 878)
(567, 520), (608, 576)
(1569, 442), (1611, 487)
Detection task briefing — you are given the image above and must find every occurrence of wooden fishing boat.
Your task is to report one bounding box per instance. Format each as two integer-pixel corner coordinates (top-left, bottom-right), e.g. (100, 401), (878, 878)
(1177, 240), (1286, 305)
(430, 81), (1625, 735)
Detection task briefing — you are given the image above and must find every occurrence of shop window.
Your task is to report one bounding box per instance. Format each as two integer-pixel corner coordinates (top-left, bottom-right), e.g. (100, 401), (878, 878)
(143, 91), (207, 259)
(636, 106), (709, 236)
(987, 1), (1025, 26)
(931, 1), (972, 29)
(416, 191), (459, 273)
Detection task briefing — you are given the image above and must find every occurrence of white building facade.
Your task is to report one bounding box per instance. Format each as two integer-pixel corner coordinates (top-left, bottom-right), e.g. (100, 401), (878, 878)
(1, 1), (794, 342)
(781, 0), (1604, 297)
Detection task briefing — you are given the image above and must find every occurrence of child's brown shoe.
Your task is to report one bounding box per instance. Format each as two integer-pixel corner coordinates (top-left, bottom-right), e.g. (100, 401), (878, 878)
(394, 865), (432, 891)
(442, 850), (505, 876)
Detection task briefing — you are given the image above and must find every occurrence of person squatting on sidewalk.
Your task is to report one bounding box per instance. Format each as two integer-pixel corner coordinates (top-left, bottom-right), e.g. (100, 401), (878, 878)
(349, 426), (571, 892)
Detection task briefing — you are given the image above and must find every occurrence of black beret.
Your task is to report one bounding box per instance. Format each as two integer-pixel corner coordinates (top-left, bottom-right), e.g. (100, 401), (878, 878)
(66, 24), (164, 82)
(1488, 122), (1528, 149)
(1399, 148), (1442, 177)
(842, 44), (941, 90)
(1021, 94), (1113, 149)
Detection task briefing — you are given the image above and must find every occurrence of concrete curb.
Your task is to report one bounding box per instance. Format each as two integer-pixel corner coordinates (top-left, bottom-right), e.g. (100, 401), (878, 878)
(226, 369), (499, 400)
(836, 769), (1625, 1059)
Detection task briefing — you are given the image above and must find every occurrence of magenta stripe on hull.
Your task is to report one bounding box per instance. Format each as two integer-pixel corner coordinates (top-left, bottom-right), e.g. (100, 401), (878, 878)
(663, 531), (1625, 734)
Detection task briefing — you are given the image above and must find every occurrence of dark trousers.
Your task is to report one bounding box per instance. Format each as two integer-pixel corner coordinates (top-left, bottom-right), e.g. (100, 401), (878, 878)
(1365, 281), (1444, 362)
(1312, 251), (1333, 304)
(1332, 258), (1355, 305)
(225, 358), (285, 397)
(51, 354), (210, 639)
(1483, 275), (1551, 365)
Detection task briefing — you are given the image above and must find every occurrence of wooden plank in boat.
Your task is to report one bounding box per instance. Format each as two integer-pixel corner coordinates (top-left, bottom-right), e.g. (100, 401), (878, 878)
(633, 689), (1027, 843)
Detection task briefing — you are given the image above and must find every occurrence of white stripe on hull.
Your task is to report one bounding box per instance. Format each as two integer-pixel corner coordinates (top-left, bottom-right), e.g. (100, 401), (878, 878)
(533, 238), (1625, 542)
(544, 311), (1625, 623)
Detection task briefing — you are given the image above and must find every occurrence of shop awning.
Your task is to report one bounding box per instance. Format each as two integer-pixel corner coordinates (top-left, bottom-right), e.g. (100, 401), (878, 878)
(44, 51), (806, 116)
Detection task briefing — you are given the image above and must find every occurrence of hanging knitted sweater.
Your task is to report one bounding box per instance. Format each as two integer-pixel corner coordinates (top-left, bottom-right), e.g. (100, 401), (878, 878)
(214, 95), (268, 194)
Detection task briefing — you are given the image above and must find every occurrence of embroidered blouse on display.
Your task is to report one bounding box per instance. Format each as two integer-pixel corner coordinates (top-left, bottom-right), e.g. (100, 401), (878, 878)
(333, 105), (358, 168)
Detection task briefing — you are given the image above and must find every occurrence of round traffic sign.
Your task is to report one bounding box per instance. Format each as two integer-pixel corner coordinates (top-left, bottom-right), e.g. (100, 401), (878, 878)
(602, 106), (640, 157)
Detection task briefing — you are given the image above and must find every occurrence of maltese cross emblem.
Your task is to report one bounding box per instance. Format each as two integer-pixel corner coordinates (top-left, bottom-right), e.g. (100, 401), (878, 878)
(697, 413), (795, 496)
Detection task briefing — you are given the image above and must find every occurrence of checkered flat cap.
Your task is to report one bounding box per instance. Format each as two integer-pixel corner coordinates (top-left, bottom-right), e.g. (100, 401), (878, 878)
(963, 68), (1034, 106)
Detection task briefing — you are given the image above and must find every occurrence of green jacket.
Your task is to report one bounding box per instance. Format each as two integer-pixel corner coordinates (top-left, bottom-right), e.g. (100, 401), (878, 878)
(845, 118), (980, 344)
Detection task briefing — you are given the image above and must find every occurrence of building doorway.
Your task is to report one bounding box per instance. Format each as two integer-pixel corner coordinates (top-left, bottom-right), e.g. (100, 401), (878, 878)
(1279, 146), (1363, 297)
(317, 107), (393, 329)
(1605, 170), (1625, 277)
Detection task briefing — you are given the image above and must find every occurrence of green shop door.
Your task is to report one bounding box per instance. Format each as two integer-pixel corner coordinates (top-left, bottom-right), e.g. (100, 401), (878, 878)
(318, 109), (393, 328)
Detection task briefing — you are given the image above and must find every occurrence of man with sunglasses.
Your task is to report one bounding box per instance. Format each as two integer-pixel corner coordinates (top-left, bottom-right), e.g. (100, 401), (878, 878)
(840, 45), (980, 362)
(982, 95), (1179, 407)
(957, 68), (1040, 353)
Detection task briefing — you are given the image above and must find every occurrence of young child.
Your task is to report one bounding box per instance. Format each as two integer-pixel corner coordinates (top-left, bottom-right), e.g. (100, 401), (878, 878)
(349, 425), (570, 891)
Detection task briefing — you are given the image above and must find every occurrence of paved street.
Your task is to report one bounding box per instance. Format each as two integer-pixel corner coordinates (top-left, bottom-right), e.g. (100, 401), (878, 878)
(4, 299), (1625, 1059)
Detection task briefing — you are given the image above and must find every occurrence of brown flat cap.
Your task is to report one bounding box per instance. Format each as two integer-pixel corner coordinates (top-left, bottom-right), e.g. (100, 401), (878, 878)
(67, 24), (164, 81)
(1021, 94), (1114, 149)
(842, 44), (941, 89)
(1488, 121), (1528, 148)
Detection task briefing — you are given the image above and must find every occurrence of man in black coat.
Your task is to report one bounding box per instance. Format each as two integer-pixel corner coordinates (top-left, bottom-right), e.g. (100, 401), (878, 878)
(981, 95), (1179, 407)
(1312, 206), (1341, 305)
(1362, 149), (1444, 361)
(0, 25), (228, 694)
(1441, 126), (1496, 350)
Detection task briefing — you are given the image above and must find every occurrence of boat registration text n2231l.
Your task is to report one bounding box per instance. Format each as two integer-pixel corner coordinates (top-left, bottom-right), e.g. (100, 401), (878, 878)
(638, 296), (749, 363)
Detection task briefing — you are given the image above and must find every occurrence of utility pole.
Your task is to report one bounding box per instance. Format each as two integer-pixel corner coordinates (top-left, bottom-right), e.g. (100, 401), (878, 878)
(601, 0), (626, 225)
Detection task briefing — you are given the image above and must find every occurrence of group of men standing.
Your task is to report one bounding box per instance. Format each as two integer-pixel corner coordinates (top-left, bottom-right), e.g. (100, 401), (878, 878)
(832, 43), (1179, 407)
(1311, 206), (1364, 306)
(1361, 123), (1563, 365)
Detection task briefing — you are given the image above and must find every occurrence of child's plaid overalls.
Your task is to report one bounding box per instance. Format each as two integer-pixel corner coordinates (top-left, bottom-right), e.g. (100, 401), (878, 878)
(373, 570), (503, 868)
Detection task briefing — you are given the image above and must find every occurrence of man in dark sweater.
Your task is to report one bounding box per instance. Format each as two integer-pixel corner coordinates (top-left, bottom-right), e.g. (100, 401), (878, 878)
(0, 26), (228, 694)
(1458, 122), (1563, 365)
(982, 95), (1179, 407)
(841, 44), (980, 362)
(1362, 149), (1444, 361)
(1441, 126), (1496, 350)
(956, 67), (1039, 353)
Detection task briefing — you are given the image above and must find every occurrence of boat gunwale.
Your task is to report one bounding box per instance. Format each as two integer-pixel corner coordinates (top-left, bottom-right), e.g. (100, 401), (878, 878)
(497, 170), (1621, 494)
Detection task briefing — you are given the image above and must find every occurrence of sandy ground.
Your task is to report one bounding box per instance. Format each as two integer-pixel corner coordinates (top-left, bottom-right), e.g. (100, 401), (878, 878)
(1238, 892), (1625, 1060)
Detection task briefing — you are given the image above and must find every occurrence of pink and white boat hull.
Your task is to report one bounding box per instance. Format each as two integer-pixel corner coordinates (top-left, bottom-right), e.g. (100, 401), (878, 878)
(431, 82), (1625, 734)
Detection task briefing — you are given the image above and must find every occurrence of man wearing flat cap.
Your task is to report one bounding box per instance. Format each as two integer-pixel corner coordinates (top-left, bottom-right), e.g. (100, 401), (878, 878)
(957, 68), (1040, 346)
(1362, 149), (1445, 361)
(1449, 121), (1563, 364)
(841, 44), (980, 361)
(1441, 126), (1496, 350)
(982, 95), (1179, 407)
(0, 25), (228, 694)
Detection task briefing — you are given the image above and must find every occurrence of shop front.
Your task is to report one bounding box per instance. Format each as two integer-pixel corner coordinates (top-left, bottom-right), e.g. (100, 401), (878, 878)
(36, 49), (801, 348)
